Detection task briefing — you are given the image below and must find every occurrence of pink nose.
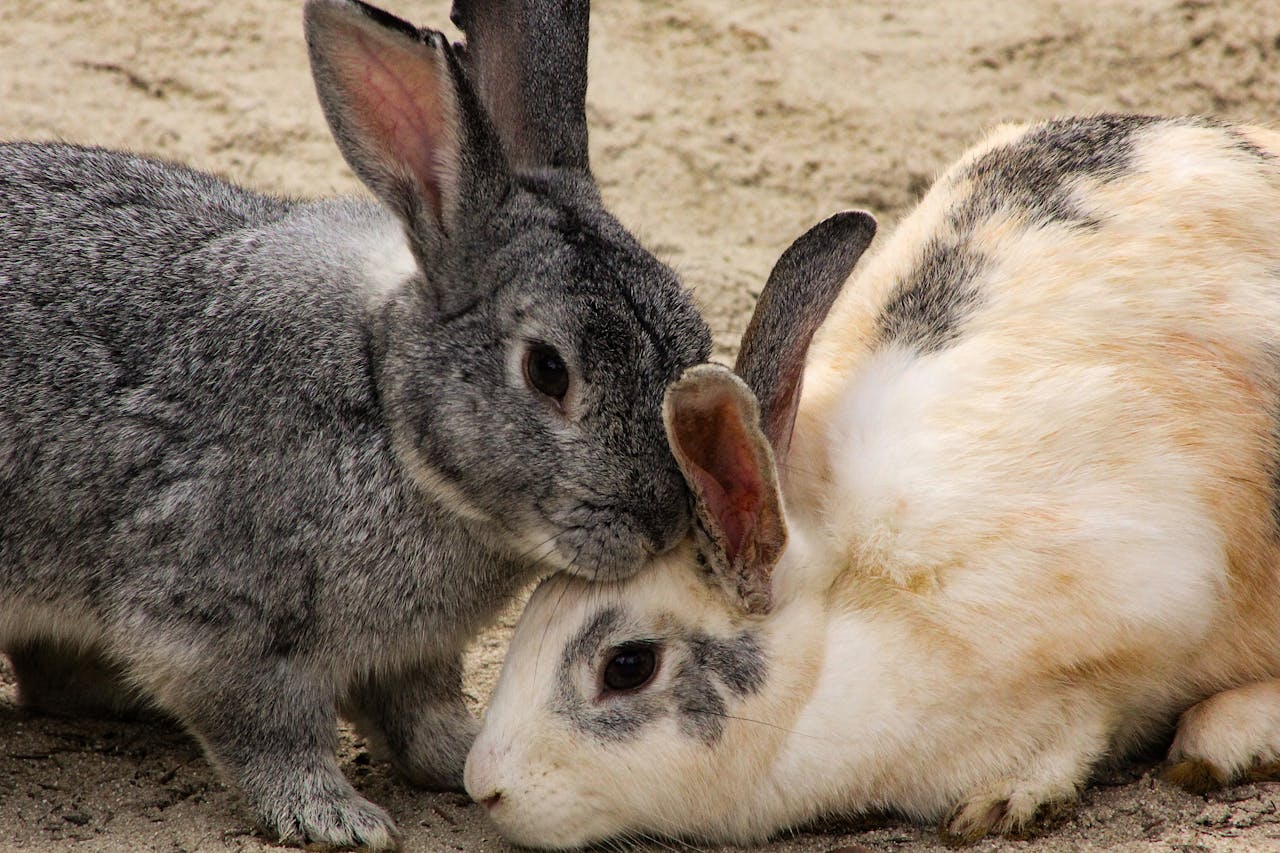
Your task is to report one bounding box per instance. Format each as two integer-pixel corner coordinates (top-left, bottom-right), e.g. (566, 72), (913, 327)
(464, 739), (508, 806)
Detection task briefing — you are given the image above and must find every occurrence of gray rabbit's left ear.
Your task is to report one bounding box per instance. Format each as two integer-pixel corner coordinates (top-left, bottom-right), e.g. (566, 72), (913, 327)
(735, 211), (876, 461)
(450, 0), (591, 174)
(664, 365), (785, 615)
(304, 0), (511, 309)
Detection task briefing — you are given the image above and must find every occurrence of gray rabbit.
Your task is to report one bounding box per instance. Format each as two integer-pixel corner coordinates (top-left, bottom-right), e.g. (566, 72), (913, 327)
(0, 0), (709, 848)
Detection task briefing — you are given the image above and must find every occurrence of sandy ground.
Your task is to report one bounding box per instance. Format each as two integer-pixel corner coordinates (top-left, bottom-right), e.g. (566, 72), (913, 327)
(2, 0), (1280, 850)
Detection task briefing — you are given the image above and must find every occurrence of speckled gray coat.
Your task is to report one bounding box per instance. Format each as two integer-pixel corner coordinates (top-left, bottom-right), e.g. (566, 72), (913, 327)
(0, 0), (709, 848)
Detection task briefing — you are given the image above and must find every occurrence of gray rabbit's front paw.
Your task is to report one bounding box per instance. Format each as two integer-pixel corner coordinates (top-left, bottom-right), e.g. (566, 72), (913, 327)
(391, 704), (478, 790)
(257, 781), (398, 851)
(183, 662), (400, 851)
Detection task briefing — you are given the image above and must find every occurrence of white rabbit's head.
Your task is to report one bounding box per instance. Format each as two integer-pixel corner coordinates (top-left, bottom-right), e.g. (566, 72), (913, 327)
(465, 369), (798, 848)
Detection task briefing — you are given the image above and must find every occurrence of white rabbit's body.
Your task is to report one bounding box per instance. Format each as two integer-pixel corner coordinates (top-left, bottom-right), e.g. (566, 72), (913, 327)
(468, 116), (1280, 847)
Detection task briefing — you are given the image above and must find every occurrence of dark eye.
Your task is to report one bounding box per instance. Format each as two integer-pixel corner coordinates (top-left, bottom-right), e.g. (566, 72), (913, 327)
(523, 342), (570, 402)
(602, 642), (658, 693)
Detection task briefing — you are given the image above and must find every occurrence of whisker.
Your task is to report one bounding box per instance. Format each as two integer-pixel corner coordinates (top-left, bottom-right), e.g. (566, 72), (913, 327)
(684, 705), (829, 741)
(534, 560), (577, 684)
(510, 529), (567, 571)
(776, 461), (834, 485)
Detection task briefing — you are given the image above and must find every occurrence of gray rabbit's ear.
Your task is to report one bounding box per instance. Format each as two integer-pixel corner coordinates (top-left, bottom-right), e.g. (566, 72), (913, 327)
(664, 365), (785, 616)
(734, 211), (877, 461)
(450, 0), (590, 174)
(305, 0), (509, 254)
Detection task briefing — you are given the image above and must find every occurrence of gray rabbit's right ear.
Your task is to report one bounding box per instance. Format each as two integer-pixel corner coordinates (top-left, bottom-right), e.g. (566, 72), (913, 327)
(735, 211), (877, 461)
(305, 0), (509, 263)
(664, 364), (785, 616)
(450, 0), (591, 174)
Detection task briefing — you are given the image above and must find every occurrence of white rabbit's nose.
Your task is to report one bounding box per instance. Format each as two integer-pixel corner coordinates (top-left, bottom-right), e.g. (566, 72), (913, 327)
(463, 739), (508, 805)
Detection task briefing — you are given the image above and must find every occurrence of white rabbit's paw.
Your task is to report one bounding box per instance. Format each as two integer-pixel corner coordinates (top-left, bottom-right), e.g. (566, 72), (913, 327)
(262, 790), (399, 852)
(940, 783), (1075, 843)
(1167, 679), (1280, 794)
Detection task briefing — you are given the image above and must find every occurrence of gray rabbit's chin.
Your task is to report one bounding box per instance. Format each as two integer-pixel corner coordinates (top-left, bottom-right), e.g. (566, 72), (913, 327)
(541, 523), (654, 582)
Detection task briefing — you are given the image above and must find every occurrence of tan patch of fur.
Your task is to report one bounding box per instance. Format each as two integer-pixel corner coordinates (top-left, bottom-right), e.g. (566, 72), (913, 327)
(1164, 758), (1229, 794)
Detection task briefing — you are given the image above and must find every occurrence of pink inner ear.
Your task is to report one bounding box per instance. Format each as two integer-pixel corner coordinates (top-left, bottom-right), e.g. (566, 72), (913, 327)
(334, 30), (454, 226)
(675, 397), (766, 566)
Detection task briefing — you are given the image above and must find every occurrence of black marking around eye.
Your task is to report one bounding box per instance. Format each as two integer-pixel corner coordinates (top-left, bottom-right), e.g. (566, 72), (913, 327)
(673, 657), (728, 743)
(691, 632), (766, 698)
(554, 614), (767, 746)
(562, 607), (620, 670)
(675, 632), (767, 744)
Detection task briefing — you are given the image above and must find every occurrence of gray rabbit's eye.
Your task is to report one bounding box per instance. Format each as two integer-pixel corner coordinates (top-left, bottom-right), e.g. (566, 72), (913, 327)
(601, 642), (659, 693)
(523, 342), (570, 403)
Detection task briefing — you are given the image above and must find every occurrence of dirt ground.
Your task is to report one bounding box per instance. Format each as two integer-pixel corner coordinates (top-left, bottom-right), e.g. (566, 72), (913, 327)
(2, 0), (1280, 850)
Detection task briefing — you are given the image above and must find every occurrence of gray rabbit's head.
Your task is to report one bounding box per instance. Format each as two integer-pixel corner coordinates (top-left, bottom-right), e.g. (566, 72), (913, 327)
(308, 0), (710, 579)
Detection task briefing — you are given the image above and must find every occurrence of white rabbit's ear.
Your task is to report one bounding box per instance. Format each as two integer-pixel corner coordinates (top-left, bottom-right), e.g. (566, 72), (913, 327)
(736, 211), (877, 460)
(450, 0), (591, 174)
(664, 365), (785, 615)
(305, 0), (509, 249)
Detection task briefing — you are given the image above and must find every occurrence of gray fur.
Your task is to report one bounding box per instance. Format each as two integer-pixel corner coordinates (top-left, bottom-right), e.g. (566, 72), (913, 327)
(555, 607), (764, 746)
(0, 0), (708, 847)
(880, 115), (1163, 356)
(876, 238), (987, 354)
(952, 113), (1161, 231)
(735, 211), (876, 455)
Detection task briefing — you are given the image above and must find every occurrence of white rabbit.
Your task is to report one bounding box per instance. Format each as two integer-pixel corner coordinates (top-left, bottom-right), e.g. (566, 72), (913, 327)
(464, 114), (1280, 847)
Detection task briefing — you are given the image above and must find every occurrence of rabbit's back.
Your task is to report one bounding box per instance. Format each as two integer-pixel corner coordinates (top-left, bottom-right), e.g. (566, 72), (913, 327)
(796, 116), (1280, 705)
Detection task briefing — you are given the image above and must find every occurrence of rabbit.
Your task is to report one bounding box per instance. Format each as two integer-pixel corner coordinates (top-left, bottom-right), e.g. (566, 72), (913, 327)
(465, 114), (1280, 848)
(0, 0), (711, 848)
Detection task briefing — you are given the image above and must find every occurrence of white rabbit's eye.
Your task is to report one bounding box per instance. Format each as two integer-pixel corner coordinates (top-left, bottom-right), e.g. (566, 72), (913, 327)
(523, 342), (570, 403)
(602, 642), (658, 693)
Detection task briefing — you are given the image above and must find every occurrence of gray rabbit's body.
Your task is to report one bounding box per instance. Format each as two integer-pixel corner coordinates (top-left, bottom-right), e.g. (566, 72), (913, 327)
(1, 142), (520, 663)
(0, 0), (710, 849)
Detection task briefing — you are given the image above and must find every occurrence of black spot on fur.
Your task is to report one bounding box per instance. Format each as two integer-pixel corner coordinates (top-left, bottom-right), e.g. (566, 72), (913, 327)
(1224, 127), (1276, 162)
(953, 114), (1162, 232)
(555, 610), (766, 745)
(877, 239), (986, 354)
(877, 115), (1166, 355)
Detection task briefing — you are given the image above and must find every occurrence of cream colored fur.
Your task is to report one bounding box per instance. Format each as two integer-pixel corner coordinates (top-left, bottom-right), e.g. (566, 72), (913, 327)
(467, 118), (1280, 847)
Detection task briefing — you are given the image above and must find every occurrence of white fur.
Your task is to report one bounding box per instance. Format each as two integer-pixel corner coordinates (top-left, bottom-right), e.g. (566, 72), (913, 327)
(361, 218), (419, 307)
